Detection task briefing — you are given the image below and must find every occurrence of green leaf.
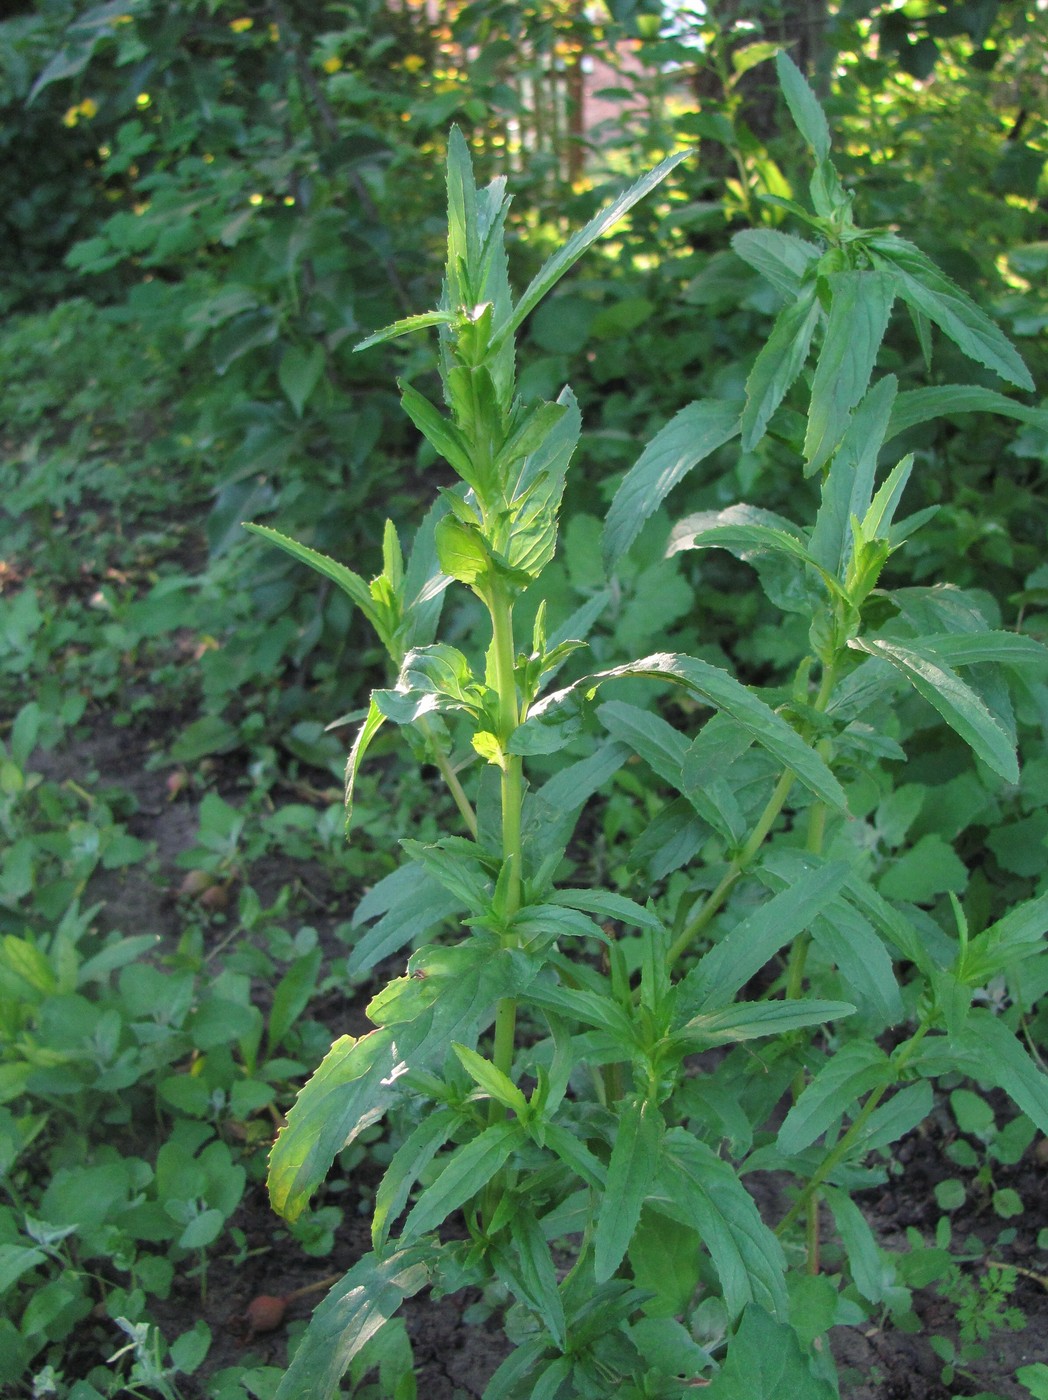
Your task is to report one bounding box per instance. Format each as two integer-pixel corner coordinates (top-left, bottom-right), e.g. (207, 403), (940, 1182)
(267, 947), (323, 1055)
(804, 271), (896, 473)
(823, 1188), (900, 1307)
(400, 384), (479, 487)
(244, 523), (375, 619)
(859, 453), (914, 543)
(706, 1304), (837, 1398)
(809, 901), (903, 1024)
(809, 376), (897, 579)
(953, 1010), (1048, 1136)
(273, 1249), (432, 1400)
(962, 891), (1048, 984)
(503, 150), (690, 340)
(279, 344), (326, 417)
(603, 400), (742, 567)
(597, 700), (689, 792)
(777, 1042), (892, 1156)
(452, 1043), (529, 1116)
(516, 652), (848, 812)
(775, 52), (832, 162)
(594, 1098), (663, 1282)
(740, 288), (821, 451)
(344, 697), (388, 828)
(268, 1029), (402, 1222)
(887, 385), (1048, 441)
(668, 504), (842, 598)
(372, 1107), (458, 1251)
(849, 636), (1019, 783)
(506, 1209), (567, 1349)
(354, 310), (458, 353)
(654, 1133), (788, 1321)
(548, 886), (664, 932)
(678, 862), (851, 1014)
(732, 40), (781, 78)
(403, 1121), (521, 1239)
(731, 228), (820, 299)
(870, 234), (1034, 390)
(676, 998), (854, 1048)
(542, 1123), (607, 1189)
(910, 630), (1048, 671)
(348, 865), (461, 976)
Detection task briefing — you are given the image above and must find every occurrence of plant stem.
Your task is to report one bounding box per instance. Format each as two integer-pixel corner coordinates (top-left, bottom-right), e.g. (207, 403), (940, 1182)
(429, 740), (479, 839)
(488, 582), (524, 1105)
(668, 767), (796, 969)
(776, 1022), (932, 1236)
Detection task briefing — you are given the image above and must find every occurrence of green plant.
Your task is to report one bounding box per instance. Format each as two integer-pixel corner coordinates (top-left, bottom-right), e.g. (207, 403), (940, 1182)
(248, 55), (1048, 1399)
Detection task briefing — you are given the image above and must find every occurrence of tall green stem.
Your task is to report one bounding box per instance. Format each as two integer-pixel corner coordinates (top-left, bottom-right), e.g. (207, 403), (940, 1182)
(488, 582), (524, 1101)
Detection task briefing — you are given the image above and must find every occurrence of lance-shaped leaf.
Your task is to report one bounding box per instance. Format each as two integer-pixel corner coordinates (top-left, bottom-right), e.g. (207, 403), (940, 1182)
(776, 51), (831, 162)
(676, 862), (851, 1017)
(777, 1041), (892, 1156)
(348, 861), (461, 976)
(512, 652), (848, 812)
(961, 891), (1048, 985)
(399, 382), (479, 487)
(886, 385), (1048, 442)
(372, 1106), (459, 1251)
(269, 1028), (403, 1221)
(603, 400), (743, 567)
(703, 1304), (837, 1399)
(675, 998), (854, 1049)
(869, 234), (1034, 391)
(353, 309), (458, 353)
(809, 376), (897, 579)
(849, 636), (1019, 784)
(452, 1042), (529, 1117)
(594, 1098), (663, 1281)
(731, 228), (820, 298)
(345, 697), (387, 827)
(804, 271), (896, 474)
(504, 1209), (567, 1349)
(402, 1120), (522, 1239)
(243, 523), (376, 623)
(909, 630), (1048, 672)
(597, 700), (688, 793)
(654, 1133), (788, 1321)
(810, 902), (903, 1025)
(668, 503), (844, 600)
(548, 886), (665, 932)
(273, 1248), (432, 1400)
(946, 1010), (1048, 1136)
(824, 1188), (901, 1307)
(501, 149), (690, 340)
(740, 287), (820, 451)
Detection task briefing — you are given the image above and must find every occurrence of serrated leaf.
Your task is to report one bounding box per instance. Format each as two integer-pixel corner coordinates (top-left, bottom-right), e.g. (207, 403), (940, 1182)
(678, 862), (851, 1015)
(603, 400), (742, 567)
(548, 886), (664, 932)
(824, 1188), (898, 1306)
(273, 1249), (432, 1400)
(740, 288), (820, 451)
(870, 234), (1034, 391)
(809, 376), (897, 578)
(506, 1210), (567, 1349)
(654, 1134), (788, 1320)
(244, 524), (376, 619)
(268, 1029), (402, 1221)
(804, 271), (895, 474)
(886, 385), (1048, 441)
(731, 228), (820, 298)
(597, 700), (689, 792)
(502, 150), (690, 340)
(775, 52), (832, 161)
(403, 1121), (521, 1239)
(400, 383), (479, 486)
(676, 998), (854, 1048)
(345, 697), (388, 827)
(452, 1042), (529, 1116)
(594, 1098), (663, 1282)
(517, 653), (848, 812)
(372, 1107), (458, 1250)
(668, 505), (843, 599)
(952, 1010), (1048, 1135)
(354, 310), (458, 353)
(962, 891), (1048, 985)
(348, 865), (460, 976)
(810, 901), (903, 1024)
(849, 636), (1019, 783)
(777, 1042), (892, 1156)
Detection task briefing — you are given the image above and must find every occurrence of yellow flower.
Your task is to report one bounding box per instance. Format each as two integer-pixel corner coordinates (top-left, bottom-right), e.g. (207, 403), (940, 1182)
(229, 17), (253, 33)
(321, 55), (342, 74)
(402, 54), (425, 73)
